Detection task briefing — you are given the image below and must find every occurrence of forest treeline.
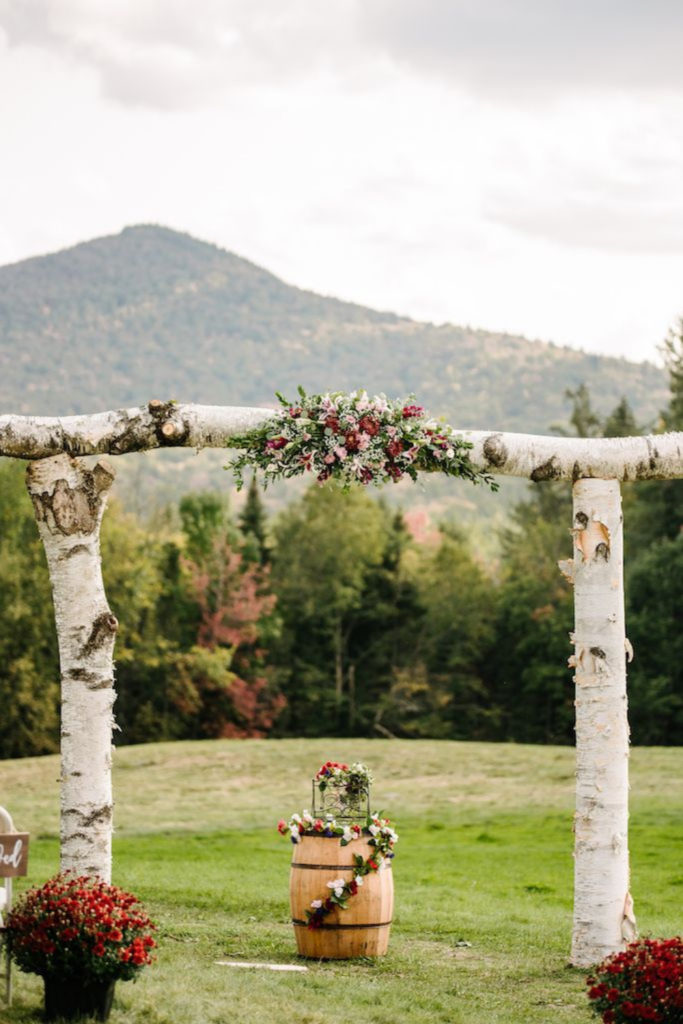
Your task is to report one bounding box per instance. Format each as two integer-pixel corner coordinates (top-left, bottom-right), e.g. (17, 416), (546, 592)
(2, 323), (683, 759)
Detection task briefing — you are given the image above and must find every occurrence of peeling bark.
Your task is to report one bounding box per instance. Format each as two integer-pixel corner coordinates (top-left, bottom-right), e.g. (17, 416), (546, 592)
(569, 479), (634, 967)
(26, 454), (117, 881)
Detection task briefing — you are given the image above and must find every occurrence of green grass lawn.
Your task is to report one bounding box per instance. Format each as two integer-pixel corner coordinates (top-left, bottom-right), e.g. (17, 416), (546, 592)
(2, 739), (683, 1023)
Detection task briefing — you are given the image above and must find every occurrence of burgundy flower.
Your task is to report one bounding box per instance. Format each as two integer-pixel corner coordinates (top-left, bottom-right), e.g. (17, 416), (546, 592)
(402, 404), (424, 418)
(324, 416), (341, 433)
(265, 436), (288, 450)
(358, 415), (380, 436)
(386, 439), (404, 459)
(345, 431), (361, 452)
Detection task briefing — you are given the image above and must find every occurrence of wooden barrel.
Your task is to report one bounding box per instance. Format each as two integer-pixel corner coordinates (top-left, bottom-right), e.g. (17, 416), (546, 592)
(290, 835), (394, 958)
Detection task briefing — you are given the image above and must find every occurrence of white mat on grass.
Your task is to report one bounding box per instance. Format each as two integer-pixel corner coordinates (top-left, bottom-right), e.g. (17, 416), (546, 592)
(215, 961), (308, 972)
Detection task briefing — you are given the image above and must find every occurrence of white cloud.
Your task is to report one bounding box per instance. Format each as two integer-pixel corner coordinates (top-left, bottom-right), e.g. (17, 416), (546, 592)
(362, 0), (683, 98)
(0, 0), (365, 109)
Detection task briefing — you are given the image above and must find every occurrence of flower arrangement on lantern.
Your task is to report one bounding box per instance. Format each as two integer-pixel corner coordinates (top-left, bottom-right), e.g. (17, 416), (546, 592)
(228, 388), (498, 492)
(586, 937), (683, 1023)
(314, 761), (373, 818)
(315, 761), (373, 795)
(7, 873), (157, 983)
(278, 761), (398, 930)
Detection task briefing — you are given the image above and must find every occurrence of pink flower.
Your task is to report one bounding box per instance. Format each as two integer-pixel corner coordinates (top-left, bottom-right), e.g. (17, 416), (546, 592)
(324, 454), (336, 465)
(265, 436), (288, 450)
(333, 446), (348, 461)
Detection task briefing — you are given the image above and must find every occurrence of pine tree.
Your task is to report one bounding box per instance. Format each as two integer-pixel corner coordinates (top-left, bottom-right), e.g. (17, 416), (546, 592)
(238, 474), (269, 564)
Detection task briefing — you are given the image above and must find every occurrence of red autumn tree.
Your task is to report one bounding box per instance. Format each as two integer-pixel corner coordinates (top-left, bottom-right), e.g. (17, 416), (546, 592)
(173, 533), (284, 738)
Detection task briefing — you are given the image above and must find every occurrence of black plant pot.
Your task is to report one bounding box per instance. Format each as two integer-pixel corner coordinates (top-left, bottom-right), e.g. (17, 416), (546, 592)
(44, 977), (116, 1022)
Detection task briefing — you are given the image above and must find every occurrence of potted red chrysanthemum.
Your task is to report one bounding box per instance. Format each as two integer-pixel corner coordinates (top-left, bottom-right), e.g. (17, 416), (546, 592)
(7, 873), (156, 1021)
(587, 937), (683, 1023)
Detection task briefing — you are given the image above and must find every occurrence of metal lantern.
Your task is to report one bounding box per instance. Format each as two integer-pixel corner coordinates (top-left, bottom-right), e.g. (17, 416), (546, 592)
(311, 775), (371, 822)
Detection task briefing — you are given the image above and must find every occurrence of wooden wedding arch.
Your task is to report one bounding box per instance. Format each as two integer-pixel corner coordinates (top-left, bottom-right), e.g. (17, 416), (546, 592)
(3, 399), (683, 967)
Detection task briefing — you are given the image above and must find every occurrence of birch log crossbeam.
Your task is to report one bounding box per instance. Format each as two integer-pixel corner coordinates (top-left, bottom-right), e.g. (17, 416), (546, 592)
(2, 401), (683, 481)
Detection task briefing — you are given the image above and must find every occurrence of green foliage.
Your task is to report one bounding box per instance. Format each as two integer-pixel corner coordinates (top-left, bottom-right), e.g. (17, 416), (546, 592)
(408, 529), (497, 739)
(238, 475), (270, 564)
(660, 317), (683, 430)
(270, 486), (388, 733)
(626, 537), (683, 744)
(3, 306), (683, 754)
(491, 484), (575, 743)
(0, 461), (59, 757)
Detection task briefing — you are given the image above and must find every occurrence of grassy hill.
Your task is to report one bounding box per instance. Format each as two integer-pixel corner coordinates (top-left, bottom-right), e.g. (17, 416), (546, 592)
(0, 225), (669, 519)
(3, 737), (682, 1023)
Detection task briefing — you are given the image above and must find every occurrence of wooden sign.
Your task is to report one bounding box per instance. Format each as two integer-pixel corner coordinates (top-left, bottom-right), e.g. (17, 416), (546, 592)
(0, 834), (29, 877)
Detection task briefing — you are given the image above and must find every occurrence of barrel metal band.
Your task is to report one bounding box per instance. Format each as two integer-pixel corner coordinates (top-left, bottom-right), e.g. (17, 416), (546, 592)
(291, 862), (392, 871)
(291, 919), (392, 930)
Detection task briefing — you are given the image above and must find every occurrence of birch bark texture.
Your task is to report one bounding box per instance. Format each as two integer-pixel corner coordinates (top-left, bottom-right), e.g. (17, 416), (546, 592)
(567, 479), (636, 967)
(25, 454), (118, 882)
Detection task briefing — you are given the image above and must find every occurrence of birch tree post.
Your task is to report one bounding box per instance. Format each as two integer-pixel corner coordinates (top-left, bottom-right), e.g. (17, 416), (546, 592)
(3, 400), (683, 962)
(25, 454), (118, 882)
(562, 479), (636, 967)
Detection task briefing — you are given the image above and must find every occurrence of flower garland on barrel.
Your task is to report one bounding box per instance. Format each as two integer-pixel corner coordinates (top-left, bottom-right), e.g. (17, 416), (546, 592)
(278, 761), (398, 930)
(228, 388), (498, 492)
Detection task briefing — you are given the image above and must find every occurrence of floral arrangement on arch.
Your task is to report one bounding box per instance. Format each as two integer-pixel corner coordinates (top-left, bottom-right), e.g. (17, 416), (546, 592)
(7, 873), (157, 983)
(278, 760), (398, 930)
(228, 388), (498, 492)
(587, 937), (683, 1023)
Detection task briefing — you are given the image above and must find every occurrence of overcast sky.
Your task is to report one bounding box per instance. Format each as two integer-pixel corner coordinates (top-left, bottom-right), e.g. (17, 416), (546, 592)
(1, 0), (681, 364)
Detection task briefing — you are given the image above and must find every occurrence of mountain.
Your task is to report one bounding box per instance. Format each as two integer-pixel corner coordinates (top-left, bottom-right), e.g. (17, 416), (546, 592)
(0, 225), (670, 524)
(0, 225), (667, 425)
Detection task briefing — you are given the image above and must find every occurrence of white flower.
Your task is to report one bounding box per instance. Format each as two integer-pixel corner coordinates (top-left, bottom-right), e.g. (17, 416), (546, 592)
(355, 874), (364, 887)
(446, 448), (455, 459)
(342, 827), (354, 843)
(310, 900), (323, 909)
(289, 828), (301, 844)
(291, 814), (302, 823)
(327, 878), (346, 898)
(368, 824), (380, 837)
